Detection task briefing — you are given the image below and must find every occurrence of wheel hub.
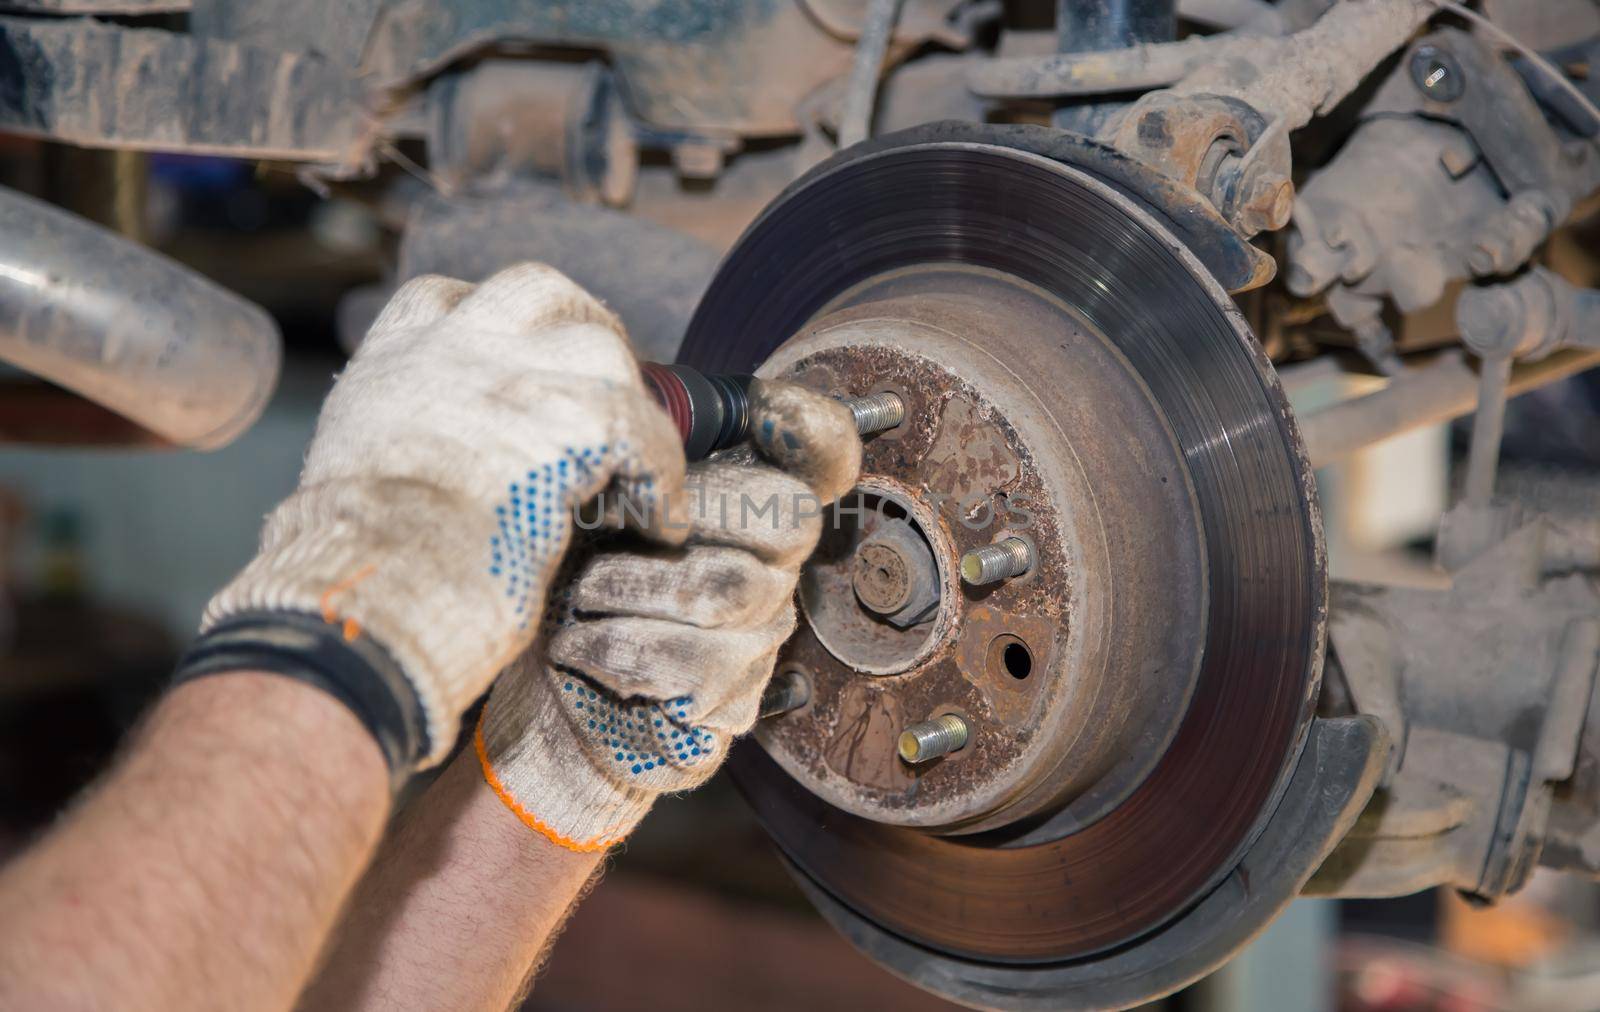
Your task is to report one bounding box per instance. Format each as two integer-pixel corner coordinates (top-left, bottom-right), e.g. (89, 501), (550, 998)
(759, 269), (1205, 837)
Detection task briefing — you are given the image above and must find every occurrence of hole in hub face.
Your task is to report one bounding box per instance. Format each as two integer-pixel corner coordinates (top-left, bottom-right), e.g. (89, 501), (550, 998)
(987, 634), (1034, 682)
(799, 482), (951, 675)
(1004, 642), (1033, 679)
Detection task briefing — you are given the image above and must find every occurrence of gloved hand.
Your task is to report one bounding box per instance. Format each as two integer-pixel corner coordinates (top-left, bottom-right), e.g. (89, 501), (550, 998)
(183, 264), (688, 773)
(476, 380), (861, 850)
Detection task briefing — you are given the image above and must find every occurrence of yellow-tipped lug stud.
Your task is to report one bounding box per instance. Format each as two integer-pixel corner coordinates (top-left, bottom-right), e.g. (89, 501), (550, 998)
(897, 714), (970, 764)
(960, 536), (1033, 586)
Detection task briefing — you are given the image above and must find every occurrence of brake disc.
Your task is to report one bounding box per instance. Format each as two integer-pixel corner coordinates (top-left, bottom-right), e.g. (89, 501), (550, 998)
(678, 128), (1369, 1010)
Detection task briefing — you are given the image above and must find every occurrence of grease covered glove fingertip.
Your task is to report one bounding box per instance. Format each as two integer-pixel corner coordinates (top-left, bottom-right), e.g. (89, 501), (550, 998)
(747, 379), (862, 505)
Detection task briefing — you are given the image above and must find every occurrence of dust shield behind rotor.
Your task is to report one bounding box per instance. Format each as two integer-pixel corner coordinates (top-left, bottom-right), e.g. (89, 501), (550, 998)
(678, 129), (1329, 991)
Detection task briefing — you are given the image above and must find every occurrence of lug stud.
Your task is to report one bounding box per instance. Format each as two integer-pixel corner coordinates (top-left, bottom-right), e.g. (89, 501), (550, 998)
(960, 536), (1033, 586)
(898, 714), (969, 764)
(759, 668), (811, 718)
(846, 392), (905, 435)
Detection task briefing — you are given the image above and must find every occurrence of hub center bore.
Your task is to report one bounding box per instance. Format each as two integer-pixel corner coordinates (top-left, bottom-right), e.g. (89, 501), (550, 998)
(799, 480), (957, 678)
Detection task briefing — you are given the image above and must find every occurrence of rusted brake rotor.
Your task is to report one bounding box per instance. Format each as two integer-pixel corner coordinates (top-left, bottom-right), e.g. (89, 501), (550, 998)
(677, 128), (1326, 1007)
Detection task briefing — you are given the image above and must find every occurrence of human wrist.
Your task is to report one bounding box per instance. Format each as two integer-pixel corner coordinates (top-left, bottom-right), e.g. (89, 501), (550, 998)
(172, 611), (428, 781)
(147, 671), (392, 816)
(475, 684), (656, 852)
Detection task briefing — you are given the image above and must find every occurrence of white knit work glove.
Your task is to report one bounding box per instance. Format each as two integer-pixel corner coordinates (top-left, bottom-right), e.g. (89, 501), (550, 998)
(192, 264), (687, 772)
(476, 381), (861, 851)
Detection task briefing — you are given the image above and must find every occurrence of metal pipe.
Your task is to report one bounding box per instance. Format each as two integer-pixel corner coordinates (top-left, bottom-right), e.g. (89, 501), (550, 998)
(970, 33), (1251, 99)
(972, 0), (1326, 99)
(1300, 348), (1600, 468)
(1462, 355), (1511, 504)
(836, 0), (905, 149)
(1275, 353), (1357, 396)
(0, 186), (280, 449)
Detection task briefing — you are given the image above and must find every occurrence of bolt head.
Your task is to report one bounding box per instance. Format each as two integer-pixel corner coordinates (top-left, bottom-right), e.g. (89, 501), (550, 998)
(1266, 179), (1295, 228)
(1458, 285), (1523, 357)
(1410, 45), (1464, 102)
(1235, 172), (1294, 235)
(853, 541), (912, 614)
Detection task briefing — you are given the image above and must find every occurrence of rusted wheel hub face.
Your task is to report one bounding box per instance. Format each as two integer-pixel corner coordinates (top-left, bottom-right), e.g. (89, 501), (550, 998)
(758, 268), (1206, 835)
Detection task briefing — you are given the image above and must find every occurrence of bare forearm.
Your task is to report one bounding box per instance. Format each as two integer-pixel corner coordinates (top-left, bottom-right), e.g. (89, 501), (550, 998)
(300, 746), (605, 1012)
(0, 674), (391, 1011)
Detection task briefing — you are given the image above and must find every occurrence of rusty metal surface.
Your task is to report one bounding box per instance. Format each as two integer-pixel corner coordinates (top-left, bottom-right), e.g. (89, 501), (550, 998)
(681, 138), (1324, 961)
(0, 0), (973, 161)
(364, 0), (853, 136)
(1101, 0), (1432, 237)
(758, 274), (1206, 836)
(0, 15), (366, 164)
(191, 0), (382, 65)
(970, 32), (1255, 99)
(426, 60), (638, 204)
(0, 0), (188, 9)
(398, 185), (720, 362)
(1106, 91), (1259, 194)
(362, 0), (973, 136)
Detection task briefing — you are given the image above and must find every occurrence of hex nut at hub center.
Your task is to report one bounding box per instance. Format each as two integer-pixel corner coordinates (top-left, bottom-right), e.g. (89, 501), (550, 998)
(853, 540), (911, 612)
(852, 518), (941, 627)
